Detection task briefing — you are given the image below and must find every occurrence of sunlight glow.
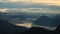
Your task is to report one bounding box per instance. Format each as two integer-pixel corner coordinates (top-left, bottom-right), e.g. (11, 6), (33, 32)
(15, 23), (32, 28)
(0, 0), (60, 6)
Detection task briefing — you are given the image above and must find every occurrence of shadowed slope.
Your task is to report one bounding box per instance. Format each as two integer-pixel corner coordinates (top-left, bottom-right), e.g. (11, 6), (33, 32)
(22, 27), (55, 34)
(33, 15), (54, 27)
(22, 15), (60, 34)
(0, 19), (28, 34)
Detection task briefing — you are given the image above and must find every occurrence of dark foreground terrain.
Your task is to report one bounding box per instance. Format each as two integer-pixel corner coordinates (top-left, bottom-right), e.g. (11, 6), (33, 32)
(0, 19), (28, 34)
(0, 18), (60, 34)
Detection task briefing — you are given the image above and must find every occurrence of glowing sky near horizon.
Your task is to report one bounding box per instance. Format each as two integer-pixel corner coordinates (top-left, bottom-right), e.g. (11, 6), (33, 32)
(0, 0), (60, 28)
(0, 0), (60, 14)
(0, 0), (60, 6)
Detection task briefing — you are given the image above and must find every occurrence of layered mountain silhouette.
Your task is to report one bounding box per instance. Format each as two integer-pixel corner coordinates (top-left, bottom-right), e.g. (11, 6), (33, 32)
(21, 15), (60, 34)
(22, 25), (60, 34)
(0, 19), (28, 34)
(22, 27), (55, 34)
(54, 15), (60, 34)
(22, 24), (60, 34)
(53, 15), (60, 26)
(55, 24), (60, 34)
(33, 15), (54, 27)
(0, 15), (60, 34)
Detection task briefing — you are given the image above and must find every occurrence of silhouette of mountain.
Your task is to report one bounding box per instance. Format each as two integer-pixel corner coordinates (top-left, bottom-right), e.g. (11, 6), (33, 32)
(21, 15), (60, 34)
(33, 15), (53, 27)
(22, 26), (60, 34)
(0, 19), (28, 34)
(54, 15), (60, 34)
(22, 27), (55, 34)
(0, 18), (60, 34)
(53, 15), (60, 26)
(55, 24), (60, 34)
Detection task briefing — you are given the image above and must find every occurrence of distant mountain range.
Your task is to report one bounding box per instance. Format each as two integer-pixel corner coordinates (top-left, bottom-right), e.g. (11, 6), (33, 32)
(0, 18), (60, 34)
(33, 15), (60, 27)
(0, 14), (60, 34)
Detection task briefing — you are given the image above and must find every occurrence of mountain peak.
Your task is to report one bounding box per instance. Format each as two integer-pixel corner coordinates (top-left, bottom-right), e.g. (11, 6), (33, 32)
(33, 15), (52, 26)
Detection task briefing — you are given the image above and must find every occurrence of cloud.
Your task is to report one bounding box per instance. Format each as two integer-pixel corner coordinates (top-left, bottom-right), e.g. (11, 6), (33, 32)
(0, 0), (60, 6)
(0, 8), (60, 14)
(0, 2), (60, 10)
(0, 8), (9, 12)
(0, 0), (26, 3)
(0, 0), (20, 2)
(15, 23), (32, 28)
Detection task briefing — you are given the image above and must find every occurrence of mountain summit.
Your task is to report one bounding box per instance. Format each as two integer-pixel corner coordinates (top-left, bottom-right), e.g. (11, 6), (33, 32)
(33, 15), (53, 27)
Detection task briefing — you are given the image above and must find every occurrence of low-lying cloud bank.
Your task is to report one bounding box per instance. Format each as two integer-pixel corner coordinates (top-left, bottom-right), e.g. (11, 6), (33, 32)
(0, 8), (60, 14)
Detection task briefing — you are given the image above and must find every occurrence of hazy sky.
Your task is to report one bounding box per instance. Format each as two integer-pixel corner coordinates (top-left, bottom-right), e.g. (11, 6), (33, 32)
(0, 0), (60, 14)
(0, 0), (60, 6)
(0, 0), (60, 28)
